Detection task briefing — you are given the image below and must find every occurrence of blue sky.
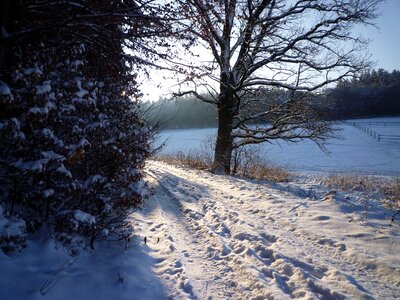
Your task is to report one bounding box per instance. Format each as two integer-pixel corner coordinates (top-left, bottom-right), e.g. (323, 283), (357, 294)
(363, 0), (400, 70)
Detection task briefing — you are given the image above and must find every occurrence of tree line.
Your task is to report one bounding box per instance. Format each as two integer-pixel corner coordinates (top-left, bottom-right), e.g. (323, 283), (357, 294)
(142, 97), (218, 129)
(144, 67), (400, 129)
(326, 69), (400, 120)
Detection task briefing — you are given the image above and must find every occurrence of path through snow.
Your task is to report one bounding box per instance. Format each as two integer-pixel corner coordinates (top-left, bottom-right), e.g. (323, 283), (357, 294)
(131, 161), (400, 299)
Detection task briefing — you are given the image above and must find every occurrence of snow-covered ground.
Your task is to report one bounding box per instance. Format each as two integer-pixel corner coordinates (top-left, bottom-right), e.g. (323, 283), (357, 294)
(0, 226), (165, 300)
(2, 161), (399, 299)
(157, 117), (400, 176)
(139, 162), (399, 299)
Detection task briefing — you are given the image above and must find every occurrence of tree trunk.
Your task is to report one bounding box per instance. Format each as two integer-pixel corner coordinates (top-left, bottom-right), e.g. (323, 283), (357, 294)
(212, 86), (234, 175)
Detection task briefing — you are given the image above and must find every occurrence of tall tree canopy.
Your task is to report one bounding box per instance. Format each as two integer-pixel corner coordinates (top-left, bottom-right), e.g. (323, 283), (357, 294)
(172, 0), (381, 174)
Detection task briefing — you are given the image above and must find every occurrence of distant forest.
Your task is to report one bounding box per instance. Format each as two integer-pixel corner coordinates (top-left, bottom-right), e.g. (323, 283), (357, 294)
(142, 68), (400, 129)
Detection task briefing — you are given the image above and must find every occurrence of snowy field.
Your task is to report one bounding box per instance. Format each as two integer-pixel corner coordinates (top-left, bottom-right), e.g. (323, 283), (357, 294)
(157, 117), (400, 176)
(2, 161), (399, 299)
(1, 118), (399, 300)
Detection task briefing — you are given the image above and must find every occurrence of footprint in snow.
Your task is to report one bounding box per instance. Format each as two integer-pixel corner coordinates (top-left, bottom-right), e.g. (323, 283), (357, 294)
(312, 215), (331, 221)
(233, 232), (267, 243)
(318, 238), (347, 251)
(254, 244), (275, 261)
(150, 223), (164, 232)
(260, 232), (278, 243)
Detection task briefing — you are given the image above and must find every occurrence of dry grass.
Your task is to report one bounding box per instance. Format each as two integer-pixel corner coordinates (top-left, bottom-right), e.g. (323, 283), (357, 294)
(155, 152), (399, 222)
(154, 151), (211, 170)
(153, 151), (291, 182)
(381, 179), (400, 213)
(321, 175), (400, 215)
(321, 175), (376, 191)
(239, 163), (291, 182)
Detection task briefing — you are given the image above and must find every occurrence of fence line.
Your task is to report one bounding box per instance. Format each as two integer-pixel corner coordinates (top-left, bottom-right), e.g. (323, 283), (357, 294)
(348, 121), (400, 127)
(347, 122), (400, 141)
(379, 135), (400, 141)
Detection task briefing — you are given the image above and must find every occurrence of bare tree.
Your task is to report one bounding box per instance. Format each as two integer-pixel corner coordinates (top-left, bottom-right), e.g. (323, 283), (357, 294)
(172, 0), (381, 174)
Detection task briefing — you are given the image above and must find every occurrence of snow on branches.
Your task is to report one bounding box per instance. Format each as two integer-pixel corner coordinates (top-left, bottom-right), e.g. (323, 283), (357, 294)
(0, 0), (156, 254)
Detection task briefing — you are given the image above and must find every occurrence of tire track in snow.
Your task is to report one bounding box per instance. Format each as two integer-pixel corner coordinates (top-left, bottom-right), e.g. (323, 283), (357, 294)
(152, 167), (313, 299)
(147, 164), (346, 298)
(130, 182), (195, 300)
(145, 169), (286, 299)
(147, 161), (400, 299)
(141, 171), (244, 299)
(148, 164), (348, 299)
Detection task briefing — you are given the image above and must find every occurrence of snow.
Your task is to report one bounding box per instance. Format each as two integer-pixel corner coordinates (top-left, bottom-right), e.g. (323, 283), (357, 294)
(23, 67), (42, 76)
(12, 158), (49, 172)
(42, 128), (55, 139)
(16, 131), (25, 141)
(0, 206), (26, 238)
(129, 178), (147, 196)
(156, 117), (400, 176)
(87, 121), (107, 129)
(1, 161), (399, 299)
(10, 118), (20, 130)
(83, 175), (106, 189)
(29, 107), (43, 114)
(56, 164), (72, 178)
(36, 81), (52, 95)
(61, 104), (76, 112)
(42, 128), (64, 147)
(29, 102), (56, 115)
(73, 210), (96, 224)
(71, 60), (84, 67)
(75, 77), (83, 90)
(69, 138), (90, 151)
(11, 152), (64, 173)
(0, 80), (11, 95)
(75, 90), (89, 98)
(0, 230), (165, 300)
(143, 161), (399, 299)
(43, 189), (55, 198)
(41, 151), (65, 161)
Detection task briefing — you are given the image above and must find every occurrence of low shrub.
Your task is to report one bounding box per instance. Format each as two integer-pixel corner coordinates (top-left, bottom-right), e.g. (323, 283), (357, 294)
(154, 136), (291, 182)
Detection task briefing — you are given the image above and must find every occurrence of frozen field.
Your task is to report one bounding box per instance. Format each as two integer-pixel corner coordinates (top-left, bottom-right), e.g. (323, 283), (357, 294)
(157, 117), (400, 176)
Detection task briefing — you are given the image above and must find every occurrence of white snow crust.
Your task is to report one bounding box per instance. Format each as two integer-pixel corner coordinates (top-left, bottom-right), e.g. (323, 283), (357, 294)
(1, 159), (399, 299)
(0, 228), (164, 300)
(133, 161), (399, 299)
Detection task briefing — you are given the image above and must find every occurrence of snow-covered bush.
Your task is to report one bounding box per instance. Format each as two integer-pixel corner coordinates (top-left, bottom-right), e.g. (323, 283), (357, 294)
(0, 205), (26, 254)
(0, 46), (150, 254)
(0, 1), (155, 254)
